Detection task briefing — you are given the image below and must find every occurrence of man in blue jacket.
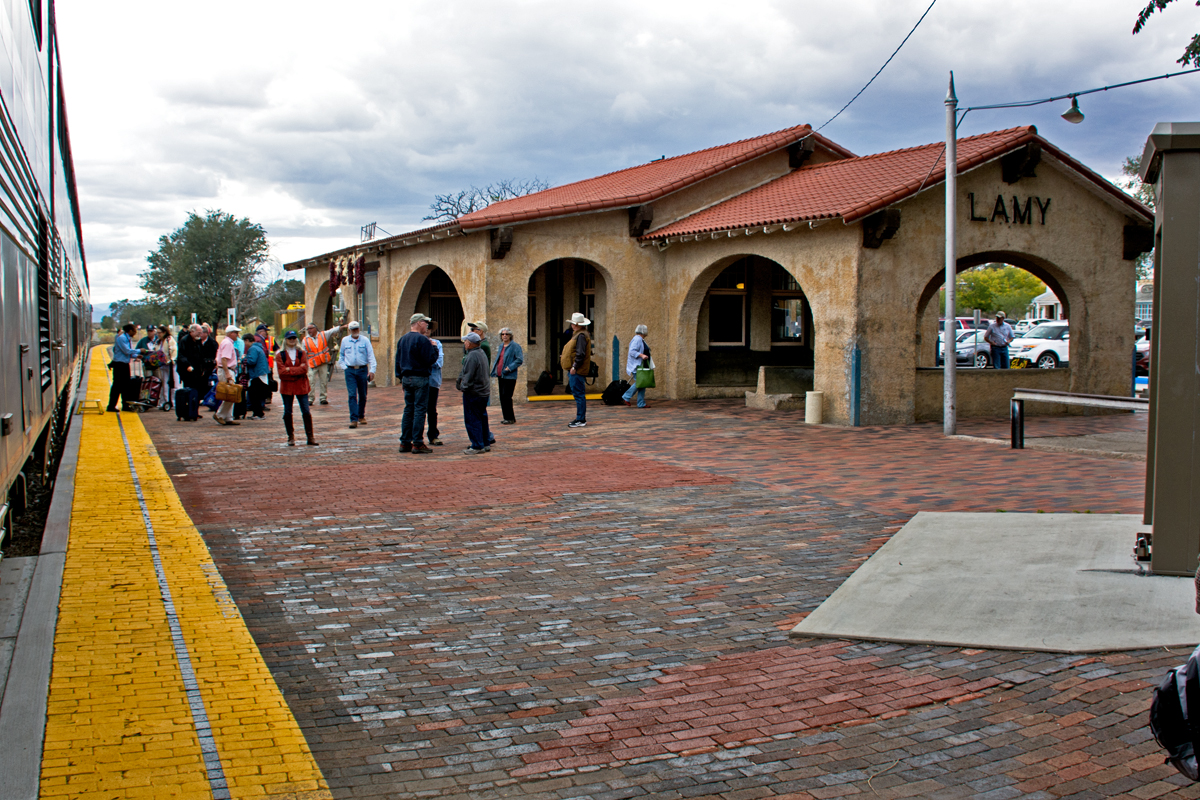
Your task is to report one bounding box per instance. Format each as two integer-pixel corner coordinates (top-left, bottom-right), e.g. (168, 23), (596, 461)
(107, 323), (144, 412)
(395, 313), (440, 454)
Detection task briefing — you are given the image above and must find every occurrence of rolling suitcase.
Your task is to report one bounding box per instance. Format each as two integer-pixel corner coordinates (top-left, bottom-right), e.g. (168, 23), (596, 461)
(601, 380), (629, 406)
(175, 387), (198, 420)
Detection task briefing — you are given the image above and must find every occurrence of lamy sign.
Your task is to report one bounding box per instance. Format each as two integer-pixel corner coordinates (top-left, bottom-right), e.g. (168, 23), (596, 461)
(966, 192), (1051, 225)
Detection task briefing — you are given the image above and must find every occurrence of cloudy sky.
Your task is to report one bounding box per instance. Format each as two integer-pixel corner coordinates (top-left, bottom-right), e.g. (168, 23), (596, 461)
(55, 0), (1199, 313)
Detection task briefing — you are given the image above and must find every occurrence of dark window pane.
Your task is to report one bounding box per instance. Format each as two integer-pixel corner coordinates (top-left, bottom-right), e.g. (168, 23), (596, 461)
(709, 295), (744, 344)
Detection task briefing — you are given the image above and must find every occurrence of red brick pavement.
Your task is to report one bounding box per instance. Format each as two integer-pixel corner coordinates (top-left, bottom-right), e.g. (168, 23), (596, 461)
(134, 387), (1182, 800)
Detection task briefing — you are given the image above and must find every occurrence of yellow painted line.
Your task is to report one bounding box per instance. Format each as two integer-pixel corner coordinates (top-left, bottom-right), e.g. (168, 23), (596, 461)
(42, 347), (332, 800)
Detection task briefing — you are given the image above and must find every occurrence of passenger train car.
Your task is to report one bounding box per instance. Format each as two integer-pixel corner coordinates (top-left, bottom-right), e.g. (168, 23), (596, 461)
(0, 1), (90, 543)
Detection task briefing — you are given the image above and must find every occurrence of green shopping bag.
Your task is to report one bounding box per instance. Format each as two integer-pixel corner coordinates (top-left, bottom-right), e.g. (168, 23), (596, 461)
(634, 366), (656, 389)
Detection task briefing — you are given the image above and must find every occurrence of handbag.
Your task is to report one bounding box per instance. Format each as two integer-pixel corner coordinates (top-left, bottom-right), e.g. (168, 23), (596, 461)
(215, 382), (243, 403)
(634, 366), (656, 390)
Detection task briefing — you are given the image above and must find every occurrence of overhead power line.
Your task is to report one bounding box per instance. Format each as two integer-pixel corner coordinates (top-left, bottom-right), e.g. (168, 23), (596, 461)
(815, 0), (939, 133)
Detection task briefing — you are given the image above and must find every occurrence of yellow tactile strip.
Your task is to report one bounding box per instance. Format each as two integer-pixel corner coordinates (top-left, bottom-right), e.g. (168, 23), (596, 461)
(40, 348), (332, 799)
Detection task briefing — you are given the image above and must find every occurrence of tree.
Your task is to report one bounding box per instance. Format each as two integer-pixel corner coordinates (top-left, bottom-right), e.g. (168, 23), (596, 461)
(940, 265), (1046, 319)
(423, 177), (550, 223)
(255, 278), (305, 325)
(141, 210), (269, 325)
(99, 315), (113, 330)
(1133, 0), (1200, 66)
(1118, 154), (1155, 279)
(108, 298), (166, 328)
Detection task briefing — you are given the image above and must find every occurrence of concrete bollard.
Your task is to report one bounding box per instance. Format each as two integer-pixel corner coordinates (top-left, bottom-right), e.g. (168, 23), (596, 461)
(805, 391), (823, 424)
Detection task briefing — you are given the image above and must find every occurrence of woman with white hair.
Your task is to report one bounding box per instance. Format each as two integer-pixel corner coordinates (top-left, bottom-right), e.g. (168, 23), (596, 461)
(622, 324), (651, 408)
(493, 326), (524, 423)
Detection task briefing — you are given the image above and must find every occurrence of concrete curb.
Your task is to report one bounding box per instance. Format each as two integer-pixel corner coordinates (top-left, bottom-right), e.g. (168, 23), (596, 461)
(0, 356), (88, 800)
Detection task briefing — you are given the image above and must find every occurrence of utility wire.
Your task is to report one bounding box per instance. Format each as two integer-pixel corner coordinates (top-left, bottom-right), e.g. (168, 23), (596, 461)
(815, 0), (938, 133)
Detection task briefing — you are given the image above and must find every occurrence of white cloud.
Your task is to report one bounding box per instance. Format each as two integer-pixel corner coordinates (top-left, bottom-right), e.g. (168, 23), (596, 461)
(55, 0), (1200, 311)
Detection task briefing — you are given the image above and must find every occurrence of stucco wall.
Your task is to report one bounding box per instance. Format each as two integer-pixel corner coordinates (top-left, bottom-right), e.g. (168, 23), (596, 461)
(914, 367), (1071, 420)
(856, 155), (1138, 424)
(297, 148), (1138, 426)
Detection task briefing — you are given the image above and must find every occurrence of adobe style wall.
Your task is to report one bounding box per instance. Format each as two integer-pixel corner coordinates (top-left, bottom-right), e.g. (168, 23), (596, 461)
(856, 156), (1137, 424)
(302, 150), (1137, 426)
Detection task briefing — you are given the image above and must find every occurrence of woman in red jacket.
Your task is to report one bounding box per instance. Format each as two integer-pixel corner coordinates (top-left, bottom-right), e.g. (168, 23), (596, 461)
(277, 330), (318, 446)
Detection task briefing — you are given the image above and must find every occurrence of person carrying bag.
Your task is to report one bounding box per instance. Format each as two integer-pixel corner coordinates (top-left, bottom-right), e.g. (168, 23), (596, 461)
(622, 324), (654, 408)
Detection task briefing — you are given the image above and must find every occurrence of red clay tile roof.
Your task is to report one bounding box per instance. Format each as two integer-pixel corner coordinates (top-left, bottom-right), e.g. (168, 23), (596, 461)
(453, 126), (856, 231)
(644, 126), (1153, 240)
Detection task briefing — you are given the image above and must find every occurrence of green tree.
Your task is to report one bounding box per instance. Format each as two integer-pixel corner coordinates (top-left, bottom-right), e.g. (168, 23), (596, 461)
(1118, 154), (1155, 279)
(254, 278), (305, 325)
(141, 210), (269, 325)
(108, 298), (165, 328)
(940, 265), (1046, 318)
(99, 315), (113, 330)
(1133, 0), (1200, 66)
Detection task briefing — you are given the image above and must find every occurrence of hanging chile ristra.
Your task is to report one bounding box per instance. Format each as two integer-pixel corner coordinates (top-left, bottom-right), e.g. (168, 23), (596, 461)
(329, 259), (339, 293)
(355, 255), (366, 294)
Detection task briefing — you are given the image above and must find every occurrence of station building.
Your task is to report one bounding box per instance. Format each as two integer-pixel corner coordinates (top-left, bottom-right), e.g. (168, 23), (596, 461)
(284, 124), (1153, 425)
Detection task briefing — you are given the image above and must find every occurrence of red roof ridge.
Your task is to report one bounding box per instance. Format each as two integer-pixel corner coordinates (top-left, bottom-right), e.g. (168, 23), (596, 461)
(454, 125), (856, 231)
(641, 125), (1156, 241)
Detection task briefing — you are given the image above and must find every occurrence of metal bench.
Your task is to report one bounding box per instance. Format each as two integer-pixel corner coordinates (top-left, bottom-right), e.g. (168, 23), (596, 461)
(1010, 388), (1148, 448)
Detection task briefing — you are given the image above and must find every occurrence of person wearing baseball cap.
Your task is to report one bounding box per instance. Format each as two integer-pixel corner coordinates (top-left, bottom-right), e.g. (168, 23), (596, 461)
(458, 332), (491, 454)
(394, 313), (439, 453)
(337, 321), (376, 428)
(213, 325), (242, 425)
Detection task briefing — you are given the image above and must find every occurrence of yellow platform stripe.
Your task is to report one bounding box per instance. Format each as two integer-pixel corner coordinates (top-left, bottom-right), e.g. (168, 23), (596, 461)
(41, 348), (332, 800)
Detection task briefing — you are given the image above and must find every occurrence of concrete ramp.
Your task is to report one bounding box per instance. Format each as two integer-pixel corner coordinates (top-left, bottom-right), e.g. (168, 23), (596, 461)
(791, 512), (1200, 653)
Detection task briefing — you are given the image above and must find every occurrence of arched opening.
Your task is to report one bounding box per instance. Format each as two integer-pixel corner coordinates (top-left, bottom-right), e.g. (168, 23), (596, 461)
(525, 258), (609, 393)
(395, 266), (465, 342)
(689, 255), (814, 390)
(915, 253), (1073, 370)
(394, 265), (467, 385)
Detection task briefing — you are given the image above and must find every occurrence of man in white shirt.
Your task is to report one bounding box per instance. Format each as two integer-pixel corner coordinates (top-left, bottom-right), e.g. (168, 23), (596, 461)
(337, 321), (376, 429)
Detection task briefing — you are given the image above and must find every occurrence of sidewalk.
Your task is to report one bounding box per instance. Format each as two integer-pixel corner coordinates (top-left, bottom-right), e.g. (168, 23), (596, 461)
(10, 361), (1193, 798)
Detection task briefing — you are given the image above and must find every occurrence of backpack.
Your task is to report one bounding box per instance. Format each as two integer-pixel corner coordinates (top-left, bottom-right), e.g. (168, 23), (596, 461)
(1150, 642), (1200, 781)
(534, 370), (556, 396)
(601, 380), (629, 406)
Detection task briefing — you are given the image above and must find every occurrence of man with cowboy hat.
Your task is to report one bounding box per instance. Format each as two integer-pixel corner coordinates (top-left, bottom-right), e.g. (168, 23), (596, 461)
(561, 312), (591, 428)
(302, 318), (348, 405)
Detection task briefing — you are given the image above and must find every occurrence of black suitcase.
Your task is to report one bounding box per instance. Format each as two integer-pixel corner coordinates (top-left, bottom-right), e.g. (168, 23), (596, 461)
(175, 387), (198, 420)
(602, 380), (630, 406)
(534, 370), (556, 396)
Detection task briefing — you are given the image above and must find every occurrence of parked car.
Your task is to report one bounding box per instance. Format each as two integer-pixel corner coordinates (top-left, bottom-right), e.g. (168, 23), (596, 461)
(1012, 318), (1053, 336)
(1010, 322), (1069, 368)
(1136, 331), (1150, 376)
(938, 329), (992, 368)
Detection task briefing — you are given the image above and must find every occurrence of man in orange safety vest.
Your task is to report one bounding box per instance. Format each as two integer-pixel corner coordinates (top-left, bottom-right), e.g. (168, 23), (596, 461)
(303, 320), (348, 405)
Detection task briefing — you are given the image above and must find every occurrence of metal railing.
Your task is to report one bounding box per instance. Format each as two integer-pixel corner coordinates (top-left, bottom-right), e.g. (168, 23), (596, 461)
(1010, 388), (1148, 449)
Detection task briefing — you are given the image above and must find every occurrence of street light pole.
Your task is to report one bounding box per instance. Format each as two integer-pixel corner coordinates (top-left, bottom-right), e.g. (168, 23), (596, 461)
(944, 72), (958, 435)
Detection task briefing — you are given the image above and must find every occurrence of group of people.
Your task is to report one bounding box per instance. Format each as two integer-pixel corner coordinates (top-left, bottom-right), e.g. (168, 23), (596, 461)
(106, 308), (654, 452)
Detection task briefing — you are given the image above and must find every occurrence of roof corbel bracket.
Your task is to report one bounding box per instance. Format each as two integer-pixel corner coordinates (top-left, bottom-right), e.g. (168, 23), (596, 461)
(1001, 142), (1041, 184)
(490, 227), (513, 260)
(1123, 221), (1154, 261)
(788, 137), (816, 169)
(628, 205), (654, 237)
(862, 208), (902, 249)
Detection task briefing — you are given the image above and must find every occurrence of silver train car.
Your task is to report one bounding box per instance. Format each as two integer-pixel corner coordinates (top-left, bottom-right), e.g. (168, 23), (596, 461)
(0, 1), (90, 541)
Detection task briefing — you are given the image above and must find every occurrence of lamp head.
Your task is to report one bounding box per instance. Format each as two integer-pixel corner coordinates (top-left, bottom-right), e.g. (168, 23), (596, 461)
(1061, 96), (1084, 124)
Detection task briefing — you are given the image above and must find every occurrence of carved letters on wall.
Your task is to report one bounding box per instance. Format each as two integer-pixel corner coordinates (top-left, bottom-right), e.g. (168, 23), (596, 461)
(966, 192), (1051, 225)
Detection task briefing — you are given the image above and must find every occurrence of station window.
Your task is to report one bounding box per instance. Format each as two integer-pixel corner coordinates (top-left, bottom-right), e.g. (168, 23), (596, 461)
(427, 269), (464, 339)
(360, 271), (378, 336)
(770, 265), (806, 344)
(707, 263), (748, 346)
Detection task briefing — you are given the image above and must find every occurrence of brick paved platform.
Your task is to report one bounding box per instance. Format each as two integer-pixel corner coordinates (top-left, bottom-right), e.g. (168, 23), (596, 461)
(96, 381), (1195, 798)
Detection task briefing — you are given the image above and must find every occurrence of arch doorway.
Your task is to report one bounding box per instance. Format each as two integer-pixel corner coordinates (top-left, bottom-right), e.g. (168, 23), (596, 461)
(692, 255), (814, 389)
(526, 258), (609, 392)
(915, 254), (1073, 370)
